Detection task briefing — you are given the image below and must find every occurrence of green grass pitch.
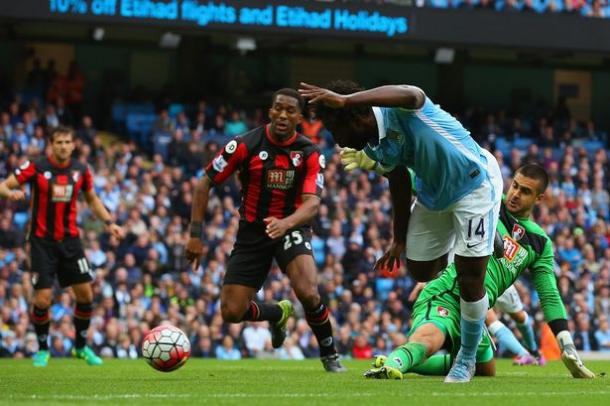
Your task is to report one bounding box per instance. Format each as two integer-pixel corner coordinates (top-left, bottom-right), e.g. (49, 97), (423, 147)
(1, 359), (609, 405)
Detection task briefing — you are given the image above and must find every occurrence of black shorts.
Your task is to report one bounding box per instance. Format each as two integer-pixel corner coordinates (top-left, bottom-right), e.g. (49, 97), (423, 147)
(223, 221), (314, 290)
(30, 237), (93, 289)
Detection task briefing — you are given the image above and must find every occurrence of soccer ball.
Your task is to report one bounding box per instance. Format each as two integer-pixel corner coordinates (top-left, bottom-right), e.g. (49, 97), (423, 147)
(142, 324), (191, 372)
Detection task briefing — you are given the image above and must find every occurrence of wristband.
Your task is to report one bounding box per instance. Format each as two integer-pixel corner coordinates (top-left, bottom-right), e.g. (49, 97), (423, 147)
(104, 220), (113, 226)
(190, 222), (202, 238)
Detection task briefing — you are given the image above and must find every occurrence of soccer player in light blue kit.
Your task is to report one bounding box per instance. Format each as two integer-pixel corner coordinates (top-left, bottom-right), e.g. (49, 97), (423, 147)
(300, 80), (503, 383)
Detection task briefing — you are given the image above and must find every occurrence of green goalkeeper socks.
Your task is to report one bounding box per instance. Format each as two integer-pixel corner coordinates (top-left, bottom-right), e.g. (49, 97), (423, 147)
(383, 342), (427, 373)
(411, 354), (453, 376)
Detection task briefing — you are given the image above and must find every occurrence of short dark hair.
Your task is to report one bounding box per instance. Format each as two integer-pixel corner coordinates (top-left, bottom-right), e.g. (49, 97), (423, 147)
(314, 80), (371, 128)
(515, 163), (549, 194)
(315, 80), (373, 149)
(271, 88), (305, 112)
(49, 126), (74, 142)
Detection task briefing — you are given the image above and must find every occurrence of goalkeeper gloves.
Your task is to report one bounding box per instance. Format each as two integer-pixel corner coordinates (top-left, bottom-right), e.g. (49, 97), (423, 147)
(557, 331), (596, 378)
(340, 148), (388, 175)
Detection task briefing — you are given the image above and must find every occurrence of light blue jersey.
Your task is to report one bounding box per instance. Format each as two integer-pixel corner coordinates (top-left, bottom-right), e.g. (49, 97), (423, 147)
(363, 97), (488, 210)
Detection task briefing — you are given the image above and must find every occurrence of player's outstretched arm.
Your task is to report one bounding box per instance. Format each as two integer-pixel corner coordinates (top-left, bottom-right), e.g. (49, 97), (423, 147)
(375, 167), (411, 273)
(529, 238), (594, 378)
(84, 189), (124, 240)
(185, 176), (212, 269)
(0, 175), (26, 201)
(299, 82), (426, 110)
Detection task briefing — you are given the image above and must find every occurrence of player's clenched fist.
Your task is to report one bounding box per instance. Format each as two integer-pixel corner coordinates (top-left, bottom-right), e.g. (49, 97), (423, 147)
(185, 238), (204, 269)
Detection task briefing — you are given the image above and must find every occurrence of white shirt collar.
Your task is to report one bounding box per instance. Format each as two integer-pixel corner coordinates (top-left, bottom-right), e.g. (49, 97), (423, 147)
(372, 106), (386, 141)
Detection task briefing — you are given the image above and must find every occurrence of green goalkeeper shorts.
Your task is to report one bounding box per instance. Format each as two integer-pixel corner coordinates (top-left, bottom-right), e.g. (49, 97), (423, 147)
(410, 288), (494, 364)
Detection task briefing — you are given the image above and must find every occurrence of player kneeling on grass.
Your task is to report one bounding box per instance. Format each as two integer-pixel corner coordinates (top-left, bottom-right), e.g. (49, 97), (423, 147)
(364, 164), (594, 381)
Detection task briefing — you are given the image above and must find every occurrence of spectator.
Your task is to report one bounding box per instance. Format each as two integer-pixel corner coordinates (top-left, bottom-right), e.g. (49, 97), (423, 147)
(224, 110), (247, 137)
(594, 316), (610, 351)
(216, 335), (241, 360)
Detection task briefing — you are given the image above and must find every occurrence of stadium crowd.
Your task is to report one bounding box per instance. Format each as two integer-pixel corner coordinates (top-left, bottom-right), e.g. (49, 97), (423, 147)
(1, 82), (610, 361)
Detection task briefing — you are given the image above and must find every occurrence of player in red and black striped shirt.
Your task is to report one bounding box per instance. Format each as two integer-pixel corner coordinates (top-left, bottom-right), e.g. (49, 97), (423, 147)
(0, 126), (124, 367)
(185, 88), (345, 372)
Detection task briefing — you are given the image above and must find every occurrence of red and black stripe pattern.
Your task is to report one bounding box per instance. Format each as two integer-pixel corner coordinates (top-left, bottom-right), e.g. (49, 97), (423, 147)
(305, 304), (331, 326)
(31, 306), (50, 325)
(305, 303), (336, 356)
(14, 156), (93, 241)
(31, 305), (50, 350)
(205, 125), (324, 224)
(74, 302), (93, 349)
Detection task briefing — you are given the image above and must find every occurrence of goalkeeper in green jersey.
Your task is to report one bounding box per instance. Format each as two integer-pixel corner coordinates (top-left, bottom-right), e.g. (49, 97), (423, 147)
(340, 153), (596, 380)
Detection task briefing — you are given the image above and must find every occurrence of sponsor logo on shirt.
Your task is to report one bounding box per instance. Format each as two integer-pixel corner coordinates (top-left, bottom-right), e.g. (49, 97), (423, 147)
(501, 235), (528, 276)
(51, 184), (74, 202)
(266, 169), (295, 190)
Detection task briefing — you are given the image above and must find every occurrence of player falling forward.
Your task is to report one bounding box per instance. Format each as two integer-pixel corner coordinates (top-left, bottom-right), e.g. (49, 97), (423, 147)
(0, 126), (125, 367)
(300, 80), (503, 382)
(185, 88), (345, 372)
(364, 164), (594, 380)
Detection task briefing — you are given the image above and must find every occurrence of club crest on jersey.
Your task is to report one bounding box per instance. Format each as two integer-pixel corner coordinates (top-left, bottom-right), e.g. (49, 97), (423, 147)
(387, 129), (402, 141)
(259, 151), (268, 161)
(44, 171), (52, 179)
(212, 155), (228, 172)
(437, 306), (449, 317)
(512, 224), (525, 241)
(266, 169), (294, 190)
(290, 151), (303, 167)
(72, 171), (80, 183)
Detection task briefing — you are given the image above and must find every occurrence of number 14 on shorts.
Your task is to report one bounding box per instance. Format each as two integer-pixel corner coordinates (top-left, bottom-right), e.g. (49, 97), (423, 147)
(466, 217), (486, 248)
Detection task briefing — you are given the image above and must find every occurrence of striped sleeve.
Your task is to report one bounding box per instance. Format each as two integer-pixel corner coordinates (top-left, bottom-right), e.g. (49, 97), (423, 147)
(302, 149), (324, 196)
(14, 160), (36, 184)
(205, 138), (248, 185)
